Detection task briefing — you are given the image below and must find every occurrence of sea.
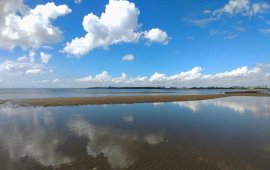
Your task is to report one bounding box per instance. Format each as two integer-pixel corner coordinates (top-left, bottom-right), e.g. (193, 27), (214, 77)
(0, 89), (269, 169)
(0, 88), (239, 99)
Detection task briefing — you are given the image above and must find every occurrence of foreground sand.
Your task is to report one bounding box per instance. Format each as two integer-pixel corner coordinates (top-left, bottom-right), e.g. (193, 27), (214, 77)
(1, 93), (269, 107)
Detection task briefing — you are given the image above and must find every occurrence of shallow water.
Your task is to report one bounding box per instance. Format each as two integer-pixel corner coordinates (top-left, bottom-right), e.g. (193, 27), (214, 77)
(0, 88), (231, 99)
(0, 96), (270, 170)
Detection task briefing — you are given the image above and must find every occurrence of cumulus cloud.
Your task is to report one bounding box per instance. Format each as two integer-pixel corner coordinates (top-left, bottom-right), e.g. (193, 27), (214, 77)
(75, 64), (270, 87)
(63, 0), (169, 57)
(122, 54), (134, 61)
(76, 71), (147, 85)
(144, 28), (169, 44)
(150, 67), (202, 82)
(0, 0), (71, 50)
(63, 0), (140, 56)
(40, 52), (52, 64)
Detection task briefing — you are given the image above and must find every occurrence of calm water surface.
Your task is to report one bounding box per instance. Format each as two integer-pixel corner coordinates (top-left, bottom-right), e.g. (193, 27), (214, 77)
(0, 96), (270, 169)
(0, 88), (231, 99)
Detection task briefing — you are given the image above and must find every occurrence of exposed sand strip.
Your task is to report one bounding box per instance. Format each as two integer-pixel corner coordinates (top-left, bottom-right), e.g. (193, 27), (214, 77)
(1, 93), (269, 107)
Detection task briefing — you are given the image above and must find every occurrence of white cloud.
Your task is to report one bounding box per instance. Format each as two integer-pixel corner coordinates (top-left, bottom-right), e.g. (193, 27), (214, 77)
(150, 67), (202, 82)
(76, 71), (147, 85)
(52, 78), (60, 84)
(260, 29), (270, 34)
(0, 53), (53, 79)
(186, 17), (217, 27)
(63, 0), (169, 57)
(40, 52), (52, 64)
(213, 66), (252, 78)
(25, 68), (42, 75)
(188, 0), (269, 26)
(187, 36), (195, 40)
(17, 51), (35, 63)
(34, 78), (60, 84)
(0, 60), (44, 75)
(213, 0), (269, 16)
(144, 28), (169, 44)
(224, 34), (238, 40)
(122, 54), (134, 61)
(74, 0), (82, 4)
(0, 0), (71, 50)
(149, 72), (166, 82)
(75, 64), (270, 87)
(63, 0), (140, 56)
(203, 10), (212, 14)
(36, 80), (50, 83)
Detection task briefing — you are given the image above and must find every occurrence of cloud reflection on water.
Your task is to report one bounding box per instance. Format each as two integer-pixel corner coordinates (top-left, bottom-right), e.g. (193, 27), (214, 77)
(0, 103), (72, 167)
(68, 118), (166, 168)
(173, 97), (270, 117)
(0, 96), (269, 169)
(68, 118), (138, 169)
(122, 114), (134, 124)
(143, 133), (164, 145)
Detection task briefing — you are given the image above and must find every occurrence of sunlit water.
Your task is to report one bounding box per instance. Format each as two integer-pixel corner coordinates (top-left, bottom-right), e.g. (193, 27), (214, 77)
(0, 97), (270, 169)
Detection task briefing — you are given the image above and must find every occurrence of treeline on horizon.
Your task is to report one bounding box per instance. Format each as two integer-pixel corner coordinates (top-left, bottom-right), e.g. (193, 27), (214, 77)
(87, 86), (269, 90)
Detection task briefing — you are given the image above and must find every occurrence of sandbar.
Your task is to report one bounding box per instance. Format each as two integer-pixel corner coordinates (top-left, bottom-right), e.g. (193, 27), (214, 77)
(1, 93), (269, 107)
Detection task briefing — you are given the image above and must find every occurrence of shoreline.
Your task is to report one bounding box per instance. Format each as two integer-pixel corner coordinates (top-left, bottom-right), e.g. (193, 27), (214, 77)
(1, 93), (270, 107)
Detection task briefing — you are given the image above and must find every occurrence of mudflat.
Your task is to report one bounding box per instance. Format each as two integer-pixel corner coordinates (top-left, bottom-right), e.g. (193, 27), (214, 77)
(3, 93), (269, 106)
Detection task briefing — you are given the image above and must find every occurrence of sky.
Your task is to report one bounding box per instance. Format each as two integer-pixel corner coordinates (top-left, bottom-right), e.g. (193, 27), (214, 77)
(0, 0), (269, 88)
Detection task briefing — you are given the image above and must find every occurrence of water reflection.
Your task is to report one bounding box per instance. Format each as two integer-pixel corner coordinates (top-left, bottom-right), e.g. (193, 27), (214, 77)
(68, 118), (138, 169)
(174, 97), (270, 117)
(143, 133), (164, 145)
(0, 97), (269, 169)
(0, 103), (72, 168)
(173, 101), (201, 112)
(122, 114), (134, 124)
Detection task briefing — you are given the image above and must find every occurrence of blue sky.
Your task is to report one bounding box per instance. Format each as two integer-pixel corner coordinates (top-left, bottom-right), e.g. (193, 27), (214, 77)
(0, 0), (269, 87)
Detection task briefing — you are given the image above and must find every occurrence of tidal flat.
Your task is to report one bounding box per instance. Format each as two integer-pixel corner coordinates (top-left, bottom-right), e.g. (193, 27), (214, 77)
(0, 96), (270, 170)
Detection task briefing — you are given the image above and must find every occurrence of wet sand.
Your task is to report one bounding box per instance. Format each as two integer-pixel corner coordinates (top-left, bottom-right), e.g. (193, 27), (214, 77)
(2, 93), (270, 106)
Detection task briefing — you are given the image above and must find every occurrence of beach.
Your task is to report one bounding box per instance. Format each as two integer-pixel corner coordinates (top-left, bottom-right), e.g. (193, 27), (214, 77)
(3, 93), (270, 106)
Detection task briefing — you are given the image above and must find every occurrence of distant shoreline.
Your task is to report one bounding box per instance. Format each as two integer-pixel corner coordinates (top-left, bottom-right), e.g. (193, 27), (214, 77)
(1, 93), (269, 107)
(87, 86), (269, 90)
